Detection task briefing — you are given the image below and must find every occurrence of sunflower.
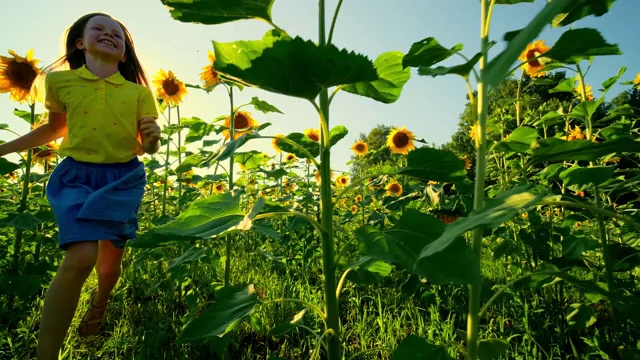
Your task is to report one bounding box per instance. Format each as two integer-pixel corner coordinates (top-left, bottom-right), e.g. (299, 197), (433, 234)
(355, 194), (363, 203)
(575, 80), (594, 101)
(223, 110), (258, 140)
(469, 123), (479, 142)
(350, 205), (358, 215)
(386, 181), (402, 197)
(518, 40), (551, 78)
(304, 128), (320, 142)
(32, 142), (59, 165)
(200, 50), (220, 88)
(0, 49), (42, 104)
(272, 134), (284, 153)
(351, 140), (368, 156)
(462, 156), (472, 170)
(213, 182), (226, 194)
(562, 125), (586, 141)
(387, 126), (415, 155)
(6, 171), (19, 182)
(335, 175), (350, 187)
(634, 72), (640, 88)
(153, 69), (187, 106)
(285, 153), (297, 163)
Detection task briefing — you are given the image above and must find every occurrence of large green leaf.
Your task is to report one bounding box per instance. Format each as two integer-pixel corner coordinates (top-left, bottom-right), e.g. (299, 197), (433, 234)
(182, 117), (217, 144)
(552, 0), (616, 27)
(403, 37), (463, 69)
(419, 186), (545, 257)
(530, 137), (640, 164)
(329, 125), (348, 147)
(344, 257), (393, 285)
(397, 147), (467, 183)
(559, 165), (616, 188)
(392, 335), (454, 360)
(478, 339), (510, 360)
(492, 127), (538, 154)
(175, 153), (207, 173)
(343, 51), (411, 104)
(129, 193), (244, 248)
(0, 158), (20, 175)
(418, 52), (482, 79)
(234, 151), (269, 170)
(248, 96), (283, 114)
(161, 0), (274, 24)
(485, 0), (570, 88)
(545, 28), (620, 64)
(566, 303), (597, 330)
(213, 30), (377, 101)
(179, 284), (258, 342)
(278, 132), (319, 159)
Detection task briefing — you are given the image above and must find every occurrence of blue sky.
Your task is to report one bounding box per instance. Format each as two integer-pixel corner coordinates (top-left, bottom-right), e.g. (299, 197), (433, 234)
(1, 0), (638, 171)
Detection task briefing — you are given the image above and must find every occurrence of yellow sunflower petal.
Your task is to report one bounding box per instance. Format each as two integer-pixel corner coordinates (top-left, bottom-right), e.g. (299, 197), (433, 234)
(386, 126), (415, 155)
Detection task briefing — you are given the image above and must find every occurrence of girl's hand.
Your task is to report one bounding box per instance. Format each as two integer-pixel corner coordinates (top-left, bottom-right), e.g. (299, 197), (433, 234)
(139, 117), (161, 154)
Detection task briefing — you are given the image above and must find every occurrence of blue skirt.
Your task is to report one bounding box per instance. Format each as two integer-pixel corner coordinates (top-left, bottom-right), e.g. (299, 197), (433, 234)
(46, 157), (146, 250)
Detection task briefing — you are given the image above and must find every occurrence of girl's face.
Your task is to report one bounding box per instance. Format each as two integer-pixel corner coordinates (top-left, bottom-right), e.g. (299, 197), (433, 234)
(76, 15), (126, 63)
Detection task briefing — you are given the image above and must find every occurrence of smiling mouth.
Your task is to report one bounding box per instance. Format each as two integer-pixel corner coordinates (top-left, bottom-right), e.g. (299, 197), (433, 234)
(99, 39), (116, 47)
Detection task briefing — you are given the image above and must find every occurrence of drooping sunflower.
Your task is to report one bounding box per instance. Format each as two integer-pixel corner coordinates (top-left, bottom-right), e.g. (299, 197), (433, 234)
(0, 49), (42, 104)
(575, 80), (594, 101)
(153, 69), (187, 106)
(335, 175), (350, 187)
(272, 134), (285, 153)
(350, 205), (358, 215)
(386, 181), (402, 197)
(213, 182), (226, 194)
(387, 126), (415, 155)
(223, 110), (258, 140)
(518, 40), (551, 78)
(200, 50), (221, 88)
(285, 153), (297, 163)
(351, 140), (368, 156)
(304, 128), (320, 142)
(355, 194), (363, 203)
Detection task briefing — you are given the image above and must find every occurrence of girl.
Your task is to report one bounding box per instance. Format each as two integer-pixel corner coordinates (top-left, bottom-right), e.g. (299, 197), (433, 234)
(0, 13), (161, 359)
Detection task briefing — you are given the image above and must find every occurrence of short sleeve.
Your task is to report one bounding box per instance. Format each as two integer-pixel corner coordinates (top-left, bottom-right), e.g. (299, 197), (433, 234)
(44, 72), (65, 113)
(138, 87), (158, 120)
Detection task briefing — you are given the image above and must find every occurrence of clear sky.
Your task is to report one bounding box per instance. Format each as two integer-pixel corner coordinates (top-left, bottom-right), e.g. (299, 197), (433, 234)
(1, 0), (638, 171)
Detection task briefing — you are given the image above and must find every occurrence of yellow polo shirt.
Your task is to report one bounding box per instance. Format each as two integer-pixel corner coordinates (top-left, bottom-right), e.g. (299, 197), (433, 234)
(44, 65), (158, 163)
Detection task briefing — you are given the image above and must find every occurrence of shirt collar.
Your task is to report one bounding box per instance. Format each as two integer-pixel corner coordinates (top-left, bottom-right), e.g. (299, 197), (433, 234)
(76, 65), (126, 85)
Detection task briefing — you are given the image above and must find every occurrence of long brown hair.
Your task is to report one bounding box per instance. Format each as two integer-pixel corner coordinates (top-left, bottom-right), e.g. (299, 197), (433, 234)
(50, 13), (150, 87)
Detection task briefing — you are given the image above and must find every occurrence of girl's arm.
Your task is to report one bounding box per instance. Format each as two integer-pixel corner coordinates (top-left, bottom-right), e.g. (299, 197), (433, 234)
(0, 112), (67, 157)
(139, 117), (161, 155)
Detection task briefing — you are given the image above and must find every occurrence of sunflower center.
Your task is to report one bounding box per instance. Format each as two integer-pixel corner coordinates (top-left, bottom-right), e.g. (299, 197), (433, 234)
(7, 61), (37, 90)
(390, 184), (400, 193)
(162, 78), (180, 96)
(308, 132), (320, 142)
(356, 143), (365, 151)
(392, 131), (410, 148)
(526, 49), (542, 67)
(234, 113), (249, 129)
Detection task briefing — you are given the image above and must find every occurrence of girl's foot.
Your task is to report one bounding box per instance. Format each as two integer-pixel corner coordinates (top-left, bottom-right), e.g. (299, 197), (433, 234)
(78, 288), (108, 337)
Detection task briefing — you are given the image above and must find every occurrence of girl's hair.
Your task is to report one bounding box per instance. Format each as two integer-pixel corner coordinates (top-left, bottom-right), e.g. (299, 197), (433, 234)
(51, 13), (150, 87)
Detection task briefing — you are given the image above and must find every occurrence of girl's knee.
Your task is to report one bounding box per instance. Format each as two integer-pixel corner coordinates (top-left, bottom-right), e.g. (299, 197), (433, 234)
(60, 241), (98, 276)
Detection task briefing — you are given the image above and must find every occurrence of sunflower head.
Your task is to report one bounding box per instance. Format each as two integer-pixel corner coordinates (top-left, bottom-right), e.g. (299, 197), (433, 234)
(386, 181), (402, 197)
(335, 175), (350, 187)
(575, 81), (594, 101)
(153, 69), (187, 106)
(0, 49), (42, 104)
(200, 50), (221, 88)
(518, 40), (551, 78)
(223, 110), (258, 140)
(272, 134), (285, 153)
(387, 126), (415, 155)
(213, 183), (226, 194)
(634, 72), (640, 87)
(350, 205), (358, 215)
(351, 140), (368, 156)
(304, 128), (320, 142)
(355, 194), (363, 203)
(285, 153), (297, 163)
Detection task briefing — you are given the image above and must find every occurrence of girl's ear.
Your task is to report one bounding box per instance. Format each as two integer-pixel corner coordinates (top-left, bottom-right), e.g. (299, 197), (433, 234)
(76, 38), (85, 51)
(120, 53), (127, 63)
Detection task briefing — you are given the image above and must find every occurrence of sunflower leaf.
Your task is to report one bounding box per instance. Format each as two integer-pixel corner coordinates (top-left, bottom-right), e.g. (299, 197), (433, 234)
(161, 0), (274, 24)
(279, 133), (320, 159)
(403, 37), (463, 69)
(418, 52), (482, 79)
(248, 97), (283, 114)
(552, 0), (615, 27)
(398, 147), (467, 183)
(342, 51), (410, 104)
(545, 28), (621, 64)
(329, 126), (348, 147)
(213, 30), (377, 101)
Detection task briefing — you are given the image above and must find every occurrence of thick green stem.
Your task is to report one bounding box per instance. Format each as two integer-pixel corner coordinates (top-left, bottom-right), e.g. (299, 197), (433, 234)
(162, 107), (172, 217)
(318, 1), (341, 358)
(224, 86), (235, 287)
(176, 105), (183, 214)
(11, 104), (36, 273)
(466, 1), (492, 359)
(594, 186), (617, 328)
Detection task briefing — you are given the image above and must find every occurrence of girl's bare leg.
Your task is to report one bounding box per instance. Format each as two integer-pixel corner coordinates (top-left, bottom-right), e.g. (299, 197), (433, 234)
(93, 240), (125, 306)
(37, 241), (98, 360)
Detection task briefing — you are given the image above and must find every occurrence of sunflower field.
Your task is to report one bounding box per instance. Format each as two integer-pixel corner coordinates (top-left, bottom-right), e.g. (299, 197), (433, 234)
(1, 0), (640, 359)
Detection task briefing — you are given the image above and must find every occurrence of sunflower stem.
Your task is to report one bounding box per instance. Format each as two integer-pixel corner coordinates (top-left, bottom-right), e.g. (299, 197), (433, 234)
(327, 0), (344, 46)
(162, 107), (172, 218)
(224, 85), (235, 288)
(176, 105), (183, 214)
(466, 0), (491, 358)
